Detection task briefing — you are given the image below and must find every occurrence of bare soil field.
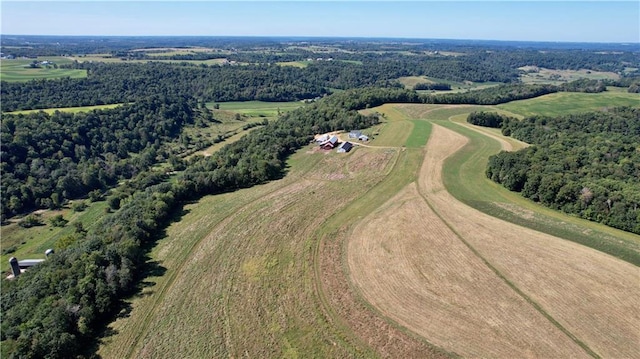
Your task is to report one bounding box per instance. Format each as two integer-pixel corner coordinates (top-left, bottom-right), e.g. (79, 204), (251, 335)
(346, 123), (640, 358)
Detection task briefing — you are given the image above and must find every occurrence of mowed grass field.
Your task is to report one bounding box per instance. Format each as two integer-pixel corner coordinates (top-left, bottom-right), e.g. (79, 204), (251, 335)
(0, 57), (86, 82)
(84, 92), (640, 357)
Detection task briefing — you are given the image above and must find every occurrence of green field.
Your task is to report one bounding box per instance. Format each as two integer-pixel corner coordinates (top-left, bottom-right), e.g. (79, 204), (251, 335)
(206, 100), (304, 117)
(5, 103), (125, 115)
(396, 75), (501, 93)
(0, 57), (87, 82)
(405, 120), (432, 148)
(497, 91), (640, 117)
(276, 61), (312, 68)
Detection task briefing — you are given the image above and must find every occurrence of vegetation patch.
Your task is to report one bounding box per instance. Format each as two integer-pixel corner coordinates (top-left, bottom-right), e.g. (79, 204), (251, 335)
(207, 100), (304, 117)
(519, 67), (620, 85)
(5, 103), (125, 115)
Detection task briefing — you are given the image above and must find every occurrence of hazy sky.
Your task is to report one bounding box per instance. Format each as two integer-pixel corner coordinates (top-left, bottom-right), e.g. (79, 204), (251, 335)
(2, 1), (638, 43)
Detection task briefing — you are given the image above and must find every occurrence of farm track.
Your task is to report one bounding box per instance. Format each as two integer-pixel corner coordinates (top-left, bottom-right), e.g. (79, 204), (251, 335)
(347, 121), (640, 358)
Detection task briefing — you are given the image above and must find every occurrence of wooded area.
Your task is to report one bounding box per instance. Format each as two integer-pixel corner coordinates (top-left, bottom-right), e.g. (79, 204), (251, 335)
(485, 107), (640, 234)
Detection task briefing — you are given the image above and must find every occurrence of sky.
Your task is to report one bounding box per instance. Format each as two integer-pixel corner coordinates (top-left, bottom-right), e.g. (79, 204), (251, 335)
(1, 1), (639, 43)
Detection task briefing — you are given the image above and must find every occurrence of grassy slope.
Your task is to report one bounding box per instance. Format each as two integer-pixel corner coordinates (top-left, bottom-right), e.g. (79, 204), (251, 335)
(99, 100), (439, 358)
(99, 147), (400, 358)
(497, 91), (640, 117)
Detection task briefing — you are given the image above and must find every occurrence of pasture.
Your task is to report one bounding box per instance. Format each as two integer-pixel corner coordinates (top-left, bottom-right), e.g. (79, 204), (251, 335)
(1, 200), (108, 265)
(396, 76), (501, 93)
(0, 57), (86, 82)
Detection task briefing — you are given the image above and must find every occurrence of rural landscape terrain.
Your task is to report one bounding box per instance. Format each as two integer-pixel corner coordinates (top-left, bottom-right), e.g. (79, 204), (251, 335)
(1, 35), (639, 358)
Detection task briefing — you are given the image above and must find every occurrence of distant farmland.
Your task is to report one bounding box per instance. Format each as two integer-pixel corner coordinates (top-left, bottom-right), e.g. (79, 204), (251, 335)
(0, 57), (86, 82)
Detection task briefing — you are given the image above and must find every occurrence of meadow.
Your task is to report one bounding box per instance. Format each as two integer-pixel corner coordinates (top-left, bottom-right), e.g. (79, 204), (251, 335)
(0, 57), (86, 82)
(206, 100), (304, 117)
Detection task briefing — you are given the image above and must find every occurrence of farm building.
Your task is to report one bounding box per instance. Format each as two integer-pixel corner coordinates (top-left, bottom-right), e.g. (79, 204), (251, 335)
(315, 134), (330, 144)
(358, 134), (369, 141)
(348, 130), (362, 139)
(6, 249), (53, 279)
(337, 141), (353, 153)
(319, 135), (339, 149)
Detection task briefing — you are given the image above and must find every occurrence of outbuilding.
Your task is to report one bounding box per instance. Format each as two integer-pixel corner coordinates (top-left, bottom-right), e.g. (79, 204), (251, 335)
(337, 141), (353, 153)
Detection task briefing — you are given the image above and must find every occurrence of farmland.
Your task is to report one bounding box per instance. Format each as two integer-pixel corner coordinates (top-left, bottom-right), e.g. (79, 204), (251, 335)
(97, 95), (639, 358)
(0, 57), (86, 81)
(3, 36), (640, 359)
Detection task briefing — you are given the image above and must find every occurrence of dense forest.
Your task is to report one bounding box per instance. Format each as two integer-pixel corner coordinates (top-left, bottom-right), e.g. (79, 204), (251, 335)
(483, 107), (640, 234)
(0, 96), (204, 220)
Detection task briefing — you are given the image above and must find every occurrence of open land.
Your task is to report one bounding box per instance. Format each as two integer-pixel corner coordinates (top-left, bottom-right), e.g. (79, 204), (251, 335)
(95, 93), (639, 358)
(0, 57), (87, 81)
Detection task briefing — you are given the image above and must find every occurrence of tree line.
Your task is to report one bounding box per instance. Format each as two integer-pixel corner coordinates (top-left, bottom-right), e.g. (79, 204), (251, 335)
(484, 107), (640, 235)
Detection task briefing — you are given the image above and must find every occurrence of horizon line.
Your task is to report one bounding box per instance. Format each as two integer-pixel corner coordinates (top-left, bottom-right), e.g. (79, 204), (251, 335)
(2, 34), (639, 45)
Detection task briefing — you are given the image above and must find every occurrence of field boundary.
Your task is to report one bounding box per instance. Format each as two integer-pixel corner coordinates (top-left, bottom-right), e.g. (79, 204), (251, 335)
(416, 123), (601, 358)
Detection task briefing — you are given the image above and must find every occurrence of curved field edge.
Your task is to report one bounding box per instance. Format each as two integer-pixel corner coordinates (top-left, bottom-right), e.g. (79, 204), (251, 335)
(346, 126), (592, 358)
(346, 123), (639, 358)
(433, 112), (640, 266)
